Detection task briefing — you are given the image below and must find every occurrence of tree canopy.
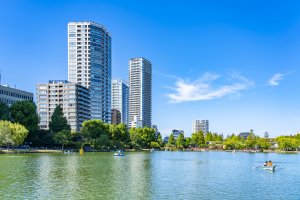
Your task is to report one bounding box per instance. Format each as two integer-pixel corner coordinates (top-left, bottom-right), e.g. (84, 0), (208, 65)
(49, 105), (70, 133)
(10, 100), (39, 143)
(0, 102), (10, 120)
(0, 120), (29, 146)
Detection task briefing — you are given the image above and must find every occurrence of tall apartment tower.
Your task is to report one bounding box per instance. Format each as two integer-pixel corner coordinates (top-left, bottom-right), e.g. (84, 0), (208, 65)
(68, 22), (112, 123)
(111, 79), (129, 126)
(129, 58), (152, 128)
(192, 120), (209, 134)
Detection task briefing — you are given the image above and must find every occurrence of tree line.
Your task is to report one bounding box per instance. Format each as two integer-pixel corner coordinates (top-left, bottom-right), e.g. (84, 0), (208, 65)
(0, 101), (162, 150)
(1, 100), (300, 151)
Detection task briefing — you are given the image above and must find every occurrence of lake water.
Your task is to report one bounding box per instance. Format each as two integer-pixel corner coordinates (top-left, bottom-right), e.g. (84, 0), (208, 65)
(0, 151), (299, 200)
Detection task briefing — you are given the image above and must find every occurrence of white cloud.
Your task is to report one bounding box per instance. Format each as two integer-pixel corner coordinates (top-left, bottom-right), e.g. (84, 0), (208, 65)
(268, 73), (284, 86)
(167, 72), (253, 103)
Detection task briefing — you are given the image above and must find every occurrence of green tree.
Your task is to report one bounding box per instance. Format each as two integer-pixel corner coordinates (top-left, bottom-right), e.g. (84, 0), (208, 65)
(257, 138), (271, 150)
(129, 127), (156, 149)
(223, 134), (244, 150)
(10, 100), (39, 143)
(157, 133), (163, 147)
(0, 102), (10, 120)
(205, 132), (213, 143)
(245, 132), (257, 149)
(150, 141), (160, 148)
(0, 120), (28, 146)
(176, 133), (184, 148)
(264, 131), (269, 139)
(81, 119), (109, 146)
(167, 134), (175, 147)
(185, 137), (192, 148)
(95, 134), (111, 149)
(49, 105), (70, 134)
(109, 123), (130, 148)
(53, 129), (71, 150)
(191, 131), (205, 147)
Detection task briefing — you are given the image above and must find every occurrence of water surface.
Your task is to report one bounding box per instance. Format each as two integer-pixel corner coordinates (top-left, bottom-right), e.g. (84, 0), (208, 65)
(0, 151), (299, 200)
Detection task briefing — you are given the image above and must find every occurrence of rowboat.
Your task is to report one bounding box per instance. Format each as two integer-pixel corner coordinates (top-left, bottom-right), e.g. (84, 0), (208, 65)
(262, 165), (276, 171)
(114, 150), (125, 156)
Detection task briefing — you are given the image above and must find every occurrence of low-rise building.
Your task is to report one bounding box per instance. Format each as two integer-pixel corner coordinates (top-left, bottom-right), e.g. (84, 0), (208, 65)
(239, 130), (252, 139)
(36, 80), (90, 132)
(0, 84), (33, 106)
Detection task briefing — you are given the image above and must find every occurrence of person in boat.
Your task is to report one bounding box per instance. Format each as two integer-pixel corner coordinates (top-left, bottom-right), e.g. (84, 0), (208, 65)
(264, 161), (268, 166)
(267, 160), (273, 166)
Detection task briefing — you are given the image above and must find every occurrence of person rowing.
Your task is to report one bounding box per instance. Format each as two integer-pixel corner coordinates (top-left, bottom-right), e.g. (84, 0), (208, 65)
(267, 160), (273, 166)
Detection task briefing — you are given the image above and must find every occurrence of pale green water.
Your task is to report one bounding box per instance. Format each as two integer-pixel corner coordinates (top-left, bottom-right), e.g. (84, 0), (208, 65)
(0, 151), (300, 200)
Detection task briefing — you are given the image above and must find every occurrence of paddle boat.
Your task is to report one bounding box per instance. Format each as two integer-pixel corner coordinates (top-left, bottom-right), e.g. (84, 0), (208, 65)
(262, 165), (277, 172)
(114, 150), (125, 156)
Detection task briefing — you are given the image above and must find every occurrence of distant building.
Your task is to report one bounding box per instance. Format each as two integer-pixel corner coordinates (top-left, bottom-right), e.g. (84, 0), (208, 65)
(163, 136), (169, 143)
(192, 120), (209, 134)
(111, 79), (129, 126)
(36, 80), (90, 132)
(0, 84), (33, 106)
(172, 129), (184, 139)
(152, 125), (160, 138)
(111, 109), (121, 125)
(239, 130), (253, 139)
(131, 115), (143, 128)
(129, 57), (152, 128)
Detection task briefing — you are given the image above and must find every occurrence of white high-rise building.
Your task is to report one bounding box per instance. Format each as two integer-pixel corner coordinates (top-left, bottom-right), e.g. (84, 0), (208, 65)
(192, 120), (209, 134)
(111, 79), (129, 126)
(129, 58), (152, 128)
(68, 22), (112, 123)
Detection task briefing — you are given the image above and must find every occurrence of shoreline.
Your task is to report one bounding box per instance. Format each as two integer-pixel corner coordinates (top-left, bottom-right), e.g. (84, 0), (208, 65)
(0, 148), (299, 154)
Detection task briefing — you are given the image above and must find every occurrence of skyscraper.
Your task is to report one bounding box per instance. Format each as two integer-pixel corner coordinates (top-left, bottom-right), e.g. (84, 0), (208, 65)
(129, 57), (152, 128)
(192, 120), (209, 134)
(68, 22), (112, 123)
(111, 79), (129, 126)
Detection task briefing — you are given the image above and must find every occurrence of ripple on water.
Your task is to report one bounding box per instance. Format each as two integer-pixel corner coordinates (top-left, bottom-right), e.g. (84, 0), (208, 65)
(0, 152), (300, 200)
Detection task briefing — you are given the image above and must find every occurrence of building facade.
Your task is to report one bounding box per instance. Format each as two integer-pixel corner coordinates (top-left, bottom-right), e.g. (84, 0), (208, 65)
(152, 125), (160, 138)
(0, 85), (33, 106)
(172, 129), (184, 139)
(68, 22), (112, 123)
(36, 80), (90, 132)
(111, 79), (129, 126)
(192, 120), (209, 134)
(129, 57), (152, 128)
(111, 109), (121, 125)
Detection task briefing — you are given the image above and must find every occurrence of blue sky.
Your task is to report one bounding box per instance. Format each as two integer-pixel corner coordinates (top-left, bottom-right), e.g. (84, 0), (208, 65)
(1, 0), (300, 137)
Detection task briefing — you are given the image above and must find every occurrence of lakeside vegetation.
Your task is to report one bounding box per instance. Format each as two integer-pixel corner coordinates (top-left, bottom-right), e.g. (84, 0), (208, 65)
(1, 100), (300, 152)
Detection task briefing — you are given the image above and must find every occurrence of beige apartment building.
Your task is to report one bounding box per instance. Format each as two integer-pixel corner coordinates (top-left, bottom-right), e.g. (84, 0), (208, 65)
(36, 80), (90, 132)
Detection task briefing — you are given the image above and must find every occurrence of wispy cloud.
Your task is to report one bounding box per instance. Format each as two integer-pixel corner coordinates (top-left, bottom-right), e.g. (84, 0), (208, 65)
(268, 73), (284, 86)
(167, 72), (254, 103)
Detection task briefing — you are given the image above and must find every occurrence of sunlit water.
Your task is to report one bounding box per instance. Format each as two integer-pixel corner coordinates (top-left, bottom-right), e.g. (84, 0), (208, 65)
(0, 151), (299, 200)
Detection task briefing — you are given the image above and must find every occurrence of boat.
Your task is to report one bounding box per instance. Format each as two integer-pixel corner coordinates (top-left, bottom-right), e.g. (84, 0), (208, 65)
(64, 150), (74, 154)
(150, 148), (155, 152)
(114, 150), (125, 156)
(262, 165), (276, 171)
